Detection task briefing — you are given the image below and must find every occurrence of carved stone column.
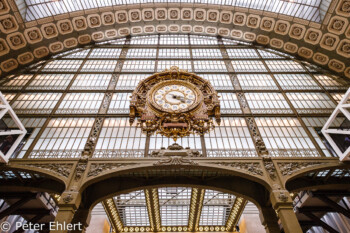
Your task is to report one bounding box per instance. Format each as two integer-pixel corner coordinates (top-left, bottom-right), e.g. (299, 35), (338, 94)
(259, 206), (280, 233)
(70, 208), (92, 233)
(270, 190), (302, 233)
(52, 157), (92, 233)
(53, 191), (82, 233)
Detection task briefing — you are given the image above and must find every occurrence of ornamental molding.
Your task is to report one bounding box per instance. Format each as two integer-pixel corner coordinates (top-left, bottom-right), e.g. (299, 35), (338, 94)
(153, 156), (198, 166)
(87, 163), (139, 177)
(211, 162), (263, 176)
(0, 1), (349, 78)
(23, 163), (74, 178)
(277, 162), (325, 176)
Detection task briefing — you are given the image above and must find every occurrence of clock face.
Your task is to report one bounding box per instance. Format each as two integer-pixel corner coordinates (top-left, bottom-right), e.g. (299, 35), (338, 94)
(152, 83), (199, 112)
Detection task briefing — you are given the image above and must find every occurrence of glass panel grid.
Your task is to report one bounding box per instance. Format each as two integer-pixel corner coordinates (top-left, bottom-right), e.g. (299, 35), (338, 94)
(256, 117), (320, 157)
(27, 74), (74, 90)
(56, 93), (104, 114)
(94, 118), (144, 158)
(199, 190), (236, 226)
(30, 118), (94, 158)
(70, 74), (111, 90)
(11, 93), (62, 114)
(236, 74), (278, 90)
(158, 187), (191, 226)
(115, 190), (150, 226)
(205, 118), (258, 157)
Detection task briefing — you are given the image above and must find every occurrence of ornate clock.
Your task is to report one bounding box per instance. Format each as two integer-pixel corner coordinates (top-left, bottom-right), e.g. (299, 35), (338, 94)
(130, 66), (220, 141)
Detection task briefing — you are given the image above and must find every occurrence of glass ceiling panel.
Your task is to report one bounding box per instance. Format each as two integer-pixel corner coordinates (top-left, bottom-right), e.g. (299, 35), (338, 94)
(158, 187), (191, 226)
(199, 190), (236, 226)
(19, 0), (323, 22)
(114, 190), (151, 226)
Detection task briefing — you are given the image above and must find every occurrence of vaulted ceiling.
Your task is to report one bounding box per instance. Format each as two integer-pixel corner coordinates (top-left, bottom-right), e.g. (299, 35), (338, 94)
(0, 0), (349, 79)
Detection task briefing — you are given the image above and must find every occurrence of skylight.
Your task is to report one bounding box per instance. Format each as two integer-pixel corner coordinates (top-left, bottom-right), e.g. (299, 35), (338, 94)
(16, 0), (326, 22)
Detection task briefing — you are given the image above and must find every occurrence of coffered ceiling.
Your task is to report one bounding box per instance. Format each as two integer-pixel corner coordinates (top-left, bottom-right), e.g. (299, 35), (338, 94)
(0, 0), (349, 78)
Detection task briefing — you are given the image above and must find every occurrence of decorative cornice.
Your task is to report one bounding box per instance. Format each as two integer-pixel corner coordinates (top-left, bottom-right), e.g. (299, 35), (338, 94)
(277, 162), (325, 176)
(153, 156), (198, 166)
(211, 162), (263, 176)
(87, 163), (138, 177)
(24, 163), (73, 178)
(0, 1), (349, 78)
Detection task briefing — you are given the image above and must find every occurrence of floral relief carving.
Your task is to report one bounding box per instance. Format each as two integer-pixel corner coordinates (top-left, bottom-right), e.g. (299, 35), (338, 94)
(304, 29), (322, 44)
(207, 11), (218, 22)
(156, 9), (167, 20)
(143, 9), (153, 21)
(181, 9), (192, 20)
(49, 42), (63, 53)
(247, 15), (260, 28)
(336, 0), (350, 16)
(116, 11), (128, 23)
(328, 59), (345, 72)
(102, 13), (114, 25)
(277, 162), (324, 176)
(73, 17), (87, 30)
(194, 9), (205, 21)
(169, 25), (179, 32)
(24, 28), (42, 44)
(57, 20), (73, 34)
(62, 193), (74, 203)
(0, 38), (9, 56)
(154, 156), (198, 166)
(256, 35), (269, 45)
(7, 33), (26, 50)
(0, 15), (18, 33)
(261, 17), (274, 31)
(130, 10), (141, 21)
(233, 13), (246, 25)
(328, 16), (348, 34)
(41, 23), (58, 38)
(78, 34), (91, 44)
(218, 28), (229, 36)
(263, 160), (277, 180)
(284, 42), (298, 53)
(1, 58), (17, 72)
(169, 9), (180, 20)
(18, 52), (34, 65)
(212, 162), (263, 176)
(0, 0), (10, 15)
(87, 163), (139, 177)
(336, 39), (350, 57)
(275, 21), (290, 35)
(313, 53), (329, 65)
(181, 25), (191, 32)
(33, 46), (49, 58)
(320, 33), (339, 50)
(298, 47), (313, 58)
(289, 24), (305, 39)
(220, 12), (231, 24)
(231, 30), (242, 38)
(92, 32), (104, 41)
(25, 163), (73, 178)
(194, 26), (204, 33)
(270, 38), (283, 48)
(106, 29), (117, 38)
(64, 38), (77, 48)
(88, 15), (101, 27)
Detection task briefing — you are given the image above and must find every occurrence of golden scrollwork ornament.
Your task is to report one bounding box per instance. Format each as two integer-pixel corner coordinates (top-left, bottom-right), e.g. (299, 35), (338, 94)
(130, 66), (221, 141)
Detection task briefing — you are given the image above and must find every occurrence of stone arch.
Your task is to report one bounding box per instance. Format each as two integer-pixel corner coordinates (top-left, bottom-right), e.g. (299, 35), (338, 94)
(78, 164), (272, 212)
(0, 1), (349, 78)
(284, 165), (350, 192)
(0, 166), (66, 194)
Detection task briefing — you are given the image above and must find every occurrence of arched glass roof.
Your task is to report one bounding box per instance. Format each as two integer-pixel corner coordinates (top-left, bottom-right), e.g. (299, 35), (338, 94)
(16, 0), (329, 22)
